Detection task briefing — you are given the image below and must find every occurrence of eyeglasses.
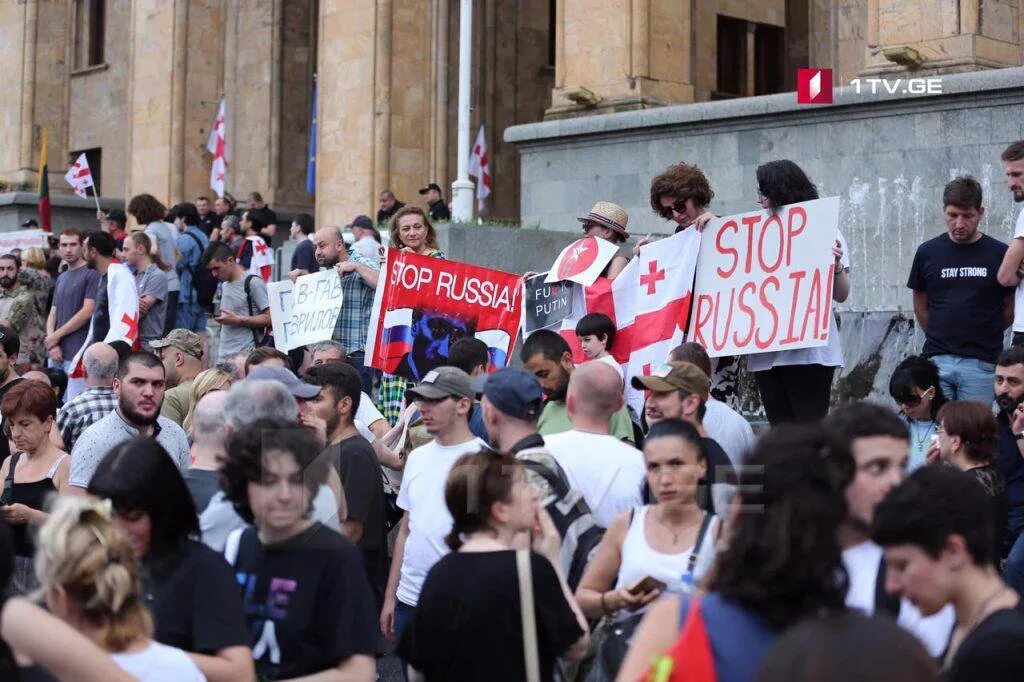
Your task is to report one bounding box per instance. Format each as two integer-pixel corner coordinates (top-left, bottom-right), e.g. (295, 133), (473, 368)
(659, 200), (688, 220)
(896, 387), (934, 408)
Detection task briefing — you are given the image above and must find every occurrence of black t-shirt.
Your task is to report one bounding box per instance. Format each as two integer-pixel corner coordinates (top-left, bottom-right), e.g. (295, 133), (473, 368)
(969, 464), (1009, 564)
(377, 201), (405, 226)
(198, 213), (219, 237)
(0, 378), (25, 466)
(945, 606), (1024, 681)
(428, 200), (451, 222)
(700, 437), (735, 515)
(143, 540), (249, 655)
(233, 523), (378, 680)
(907, 233), (1011, 363)
(91, 273), (110, 344)
(248, 206), (278, 228)
(397, 550), (583, 681)
(326, 436), (387, 593)
(290, 238), (319, 274)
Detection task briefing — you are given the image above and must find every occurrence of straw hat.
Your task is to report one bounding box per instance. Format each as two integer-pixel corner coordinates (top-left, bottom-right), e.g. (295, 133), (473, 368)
(577, 201), (629, 237)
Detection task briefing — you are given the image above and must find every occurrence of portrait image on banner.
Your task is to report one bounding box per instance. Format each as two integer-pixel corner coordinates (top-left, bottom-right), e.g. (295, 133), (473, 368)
(366, 250), (523, 382)
(688, 196), (840, 358)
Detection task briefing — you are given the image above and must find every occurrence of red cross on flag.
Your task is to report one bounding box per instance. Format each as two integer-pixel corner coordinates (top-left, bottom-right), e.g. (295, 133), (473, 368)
(245, 235), (274, 282)
(64, 153), (95, 198)
(68, 263), (141, 378)
(558, 228), (702, 413)
(207, 99), (228, 198)
(466, 124), (491, 211)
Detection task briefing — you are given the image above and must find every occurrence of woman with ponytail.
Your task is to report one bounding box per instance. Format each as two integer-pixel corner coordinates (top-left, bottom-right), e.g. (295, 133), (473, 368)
(33, 495), (204, 680)
(397, 450), (589, 681)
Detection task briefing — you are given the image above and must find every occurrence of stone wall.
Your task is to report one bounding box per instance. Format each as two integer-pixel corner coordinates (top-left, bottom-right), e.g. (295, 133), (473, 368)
(507, 66), (1024, 408)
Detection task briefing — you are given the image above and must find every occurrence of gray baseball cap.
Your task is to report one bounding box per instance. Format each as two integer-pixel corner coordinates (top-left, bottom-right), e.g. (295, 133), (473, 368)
(246, 365), (321, 399)
(405, 366), (474, 401)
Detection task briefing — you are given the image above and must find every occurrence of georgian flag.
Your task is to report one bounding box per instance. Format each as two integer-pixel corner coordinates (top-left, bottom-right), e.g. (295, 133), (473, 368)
(243, 235), (274, 282)
(207, 99), (228, 198)
(558, 229), (702, 414)
(64, 154), (95, 198)
(69, 263), (140, 378)
(466, 125), (491, 211)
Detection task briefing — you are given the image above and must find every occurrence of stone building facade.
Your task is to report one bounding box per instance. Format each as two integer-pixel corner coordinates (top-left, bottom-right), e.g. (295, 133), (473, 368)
(0, 0), (1020, 230)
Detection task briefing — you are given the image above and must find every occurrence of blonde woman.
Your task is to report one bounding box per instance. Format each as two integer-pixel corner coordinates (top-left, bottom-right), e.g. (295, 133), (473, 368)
(34, 496), (205, 681)
(378, 206), (447, 425)
(182, 367), (232, 432)
(20, 246), (51, 317)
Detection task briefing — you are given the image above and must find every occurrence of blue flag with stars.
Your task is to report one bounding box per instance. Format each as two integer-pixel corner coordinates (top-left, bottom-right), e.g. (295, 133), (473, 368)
(306, 79), (317, 195)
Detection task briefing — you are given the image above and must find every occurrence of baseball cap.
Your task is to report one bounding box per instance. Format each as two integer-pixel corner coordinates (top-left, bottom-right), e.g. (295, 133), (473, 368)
(479, 367), (543, 421)
(418, 182), (442, 195)
(406, 366), (474, 401)
(347, 215), (375, 231)
(630, 361), (710, 400)
(20, 219), (38, 228)
(150, 329), (203, 359)
(246, 365), (321, 399)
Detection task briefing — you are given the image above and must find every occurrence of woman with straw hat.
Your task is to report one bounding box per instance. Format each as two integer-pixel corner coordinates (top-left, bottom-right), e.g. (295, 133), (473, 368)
(577, 201), (631, 280)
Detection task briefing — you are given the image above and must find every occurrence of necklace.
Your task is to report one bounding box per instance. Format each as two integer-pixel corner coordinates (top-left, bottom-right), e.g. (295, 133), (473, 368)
(911, 420), (936, 451)
(963, 584), (1008, 635)
(655, 509), (703, 544)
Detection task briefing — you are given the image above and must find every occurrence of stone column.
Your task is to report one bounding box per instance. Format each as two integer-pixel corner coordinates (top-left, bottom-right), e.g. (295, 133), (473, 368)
(126, 0), (223, 207)
(863, 0), (1022, 76)
(315, 0), (380, 228)
(546, 0), (694, 120)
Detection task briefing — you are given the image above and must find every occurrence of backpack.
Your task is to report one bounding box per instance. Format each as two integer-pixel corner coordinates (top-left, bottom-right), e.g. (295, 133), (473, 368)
(183, 231), (217, 312)
(243, 275), (273, 347)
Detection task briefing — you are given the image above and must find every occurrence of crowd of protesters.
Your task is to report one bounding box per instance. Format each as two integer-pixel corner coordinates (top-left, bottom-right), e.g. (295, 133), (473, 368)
(0, 141), (1022, 682)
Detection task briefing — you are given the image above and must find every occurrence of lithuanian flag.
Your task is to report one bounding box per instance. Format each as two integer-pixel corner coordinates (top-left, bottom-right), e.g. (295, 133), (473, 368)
(38, 128), (51, 233)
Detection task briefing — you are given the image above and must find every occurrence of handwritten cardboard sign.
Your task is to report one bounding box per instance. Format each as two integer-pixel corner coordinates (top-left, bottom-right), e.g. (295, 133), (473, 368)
(688, 196), (840, 357)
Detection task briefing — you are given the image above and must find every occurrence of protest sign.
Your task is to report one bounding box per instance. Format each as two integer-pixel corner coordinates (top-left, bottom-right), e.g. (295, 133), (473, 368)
(523, 275), (574, 334)
(267, 280), (296, 351)
(545, 236), (618, 287)
(288, 269), (343, 349)
(0, 230), (49, 252)
(366, 249), (523, 381)
(688, 196), (840, 358)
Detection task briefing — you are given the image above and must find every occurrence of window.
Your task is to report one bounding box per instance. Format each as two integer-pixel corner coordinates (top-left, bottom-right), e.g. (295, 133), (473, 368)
(74, 0), (106, 70)
(547, 0), (557, 68)
(70, 148), (102, 196)
(715, 15), (785, 99)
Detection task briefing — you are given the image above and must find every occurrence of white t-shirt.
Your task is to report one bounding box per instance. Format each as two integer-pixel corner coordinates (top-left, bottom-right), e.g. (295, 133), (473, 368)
(590, 354), (625, 381)
(702, 400), (755, 468)
(111, 641), (205, 681)
(747, 230), (850, 371)
(354, 391), (386, 442)
(353, 235), (381, 263)
(542, 430), (645, 527)
(842, 541), (955, 657)
(396, 437), (488, 605)
(1013, 208), (1024, 332)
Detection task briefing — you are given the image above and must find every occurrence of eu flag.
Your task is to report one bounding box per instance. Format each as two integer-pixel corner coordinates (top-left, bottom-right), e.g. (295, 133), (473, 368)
(306, 78), (317, 195)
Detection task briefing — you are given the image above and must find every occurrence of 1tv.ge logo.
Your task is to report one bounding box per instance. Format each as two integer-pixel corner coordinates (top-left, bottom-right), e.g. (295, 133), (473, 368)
(797, 68), (832, 104)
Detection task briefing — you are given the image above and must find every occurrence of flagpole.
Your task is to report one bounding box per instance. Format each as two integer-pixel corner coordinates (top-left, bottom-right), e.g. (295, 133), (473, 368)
(450, 0), (475, 222)
(90, 187), (101, 213)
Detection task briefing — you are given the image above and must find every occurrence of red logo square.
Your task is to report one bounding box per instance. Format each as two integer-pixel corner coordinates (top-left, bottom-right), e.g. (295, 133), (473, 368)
(797, 69), (833, 104)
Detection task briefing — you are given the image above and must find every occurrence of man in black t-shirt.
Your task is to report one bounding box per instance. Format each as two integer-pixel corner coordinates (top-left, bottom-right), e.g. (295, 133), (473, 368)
(301, 362), (387, 605)
(246, 191), (278, 237)
(376, 190), (404, 225)
(419, 182), (451, 222)
(908, 176), (1013, 404)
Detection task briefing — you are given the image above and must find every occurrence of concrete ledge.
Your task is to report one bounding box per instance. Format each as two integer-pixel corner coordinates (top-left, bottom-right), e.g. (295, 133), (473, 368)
(506, 66), (1024, 146)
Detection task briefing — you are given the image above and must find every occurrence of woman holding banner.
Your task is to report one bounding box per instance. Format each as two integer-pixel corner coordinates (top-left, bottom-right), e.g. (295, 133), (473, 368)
(747, 160), (852, 425)
(377, 207), (447, 425)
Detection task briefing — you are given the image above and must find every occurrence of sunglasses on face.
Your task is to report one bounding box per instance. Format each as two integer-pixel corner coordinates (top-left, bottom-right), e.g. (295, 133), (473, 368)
(897, 387), (934, 408)
(659, 200), (688, 220)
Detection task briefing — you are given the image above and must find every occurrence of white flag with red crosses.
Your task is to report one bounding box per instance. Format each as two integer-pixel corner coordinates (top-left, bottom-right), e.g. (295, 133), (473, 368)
(64, 153), (95, 198)
(559, 228), (702, 414)
(207, 99), (227, 198)
(243, 235), (274, 282)
(68, 263), (140, 378)
(467, 125), (491, 211)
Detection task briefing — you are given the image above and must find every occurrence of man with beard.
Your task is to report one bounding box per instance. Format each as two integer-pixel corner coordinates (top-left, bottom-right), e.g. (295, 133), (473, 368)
(314, 227), (379, 395)
(67, 351), (190, 491)
(823, 402), (954, 657)
(994, 346), (1024, 593)
(45, 230), (99, 384)
(301, 363), (387, 606)
(0, 255), (44, 365)
(908, 176), (1012, 403)
(996, 141), (1024, 347)
(520, 330), (634, 442)
(631, 361), (736, 515)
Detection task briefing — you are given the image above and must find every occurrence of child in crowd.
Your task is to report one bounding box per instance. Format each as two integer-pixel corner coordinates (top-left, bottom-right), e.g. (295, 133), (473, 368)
(575, 313), (622, 380)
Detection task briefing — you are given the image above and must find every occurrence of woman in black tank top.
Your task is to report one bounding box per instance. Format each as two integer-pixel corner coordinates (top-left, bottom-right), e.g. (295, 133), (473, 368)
(0, 380), (68, 594)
